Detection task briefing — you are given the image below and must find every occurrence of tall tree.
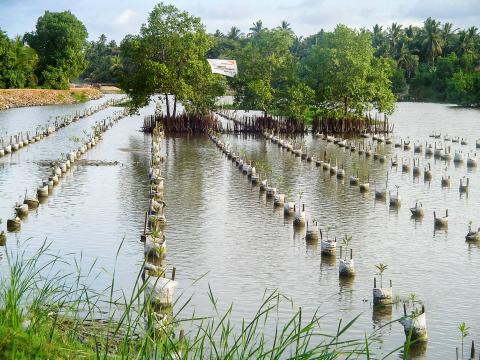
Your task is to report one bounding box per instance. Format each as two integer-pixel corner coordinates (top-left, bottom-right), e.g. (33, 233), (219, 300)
(0, 29), (38, 88)
(119, 3), (224, 115)
(441, 22), (457, 53)
(24, 11), (88, 89)
(421, 17), (443, 65)
(249, 20), (264, 35)
(303, 25), (395, 116)
(227, 26), (242, 40)
(230, 28), (312, 118)
(280, 21), (291, 31)
(387, 22), (403, 59)
(81, 34), (120, 83)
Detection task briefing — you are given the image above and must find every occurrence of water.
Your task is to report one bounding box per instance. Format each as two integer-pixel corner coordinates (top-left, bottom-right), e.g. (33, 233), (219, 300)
(1, 99), (480, 358)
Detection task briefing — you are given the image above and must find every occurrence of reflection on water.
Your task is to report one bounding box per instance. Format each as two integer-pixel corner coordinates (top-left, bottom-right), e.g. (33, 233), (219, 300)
(0, 101), (479, 357)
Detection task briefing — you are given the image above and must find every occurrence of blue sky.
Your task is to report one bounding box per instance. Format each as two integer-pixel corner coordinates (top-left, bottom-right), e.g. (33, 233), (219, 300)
(1, 0), (479, 42)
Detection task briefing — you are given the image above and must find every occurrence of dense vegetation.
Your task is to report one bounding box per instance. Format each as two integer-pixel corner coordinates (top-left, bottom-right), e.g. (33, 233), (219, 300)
(118, 3), (226, 115)
(24, 11), (88, 89)
(81, 34), (121, 84)
(0, 3), (479, 108)
(0, 11), (87, 90)
(0, 31), (38, 89)
(212, 18), (480, 108)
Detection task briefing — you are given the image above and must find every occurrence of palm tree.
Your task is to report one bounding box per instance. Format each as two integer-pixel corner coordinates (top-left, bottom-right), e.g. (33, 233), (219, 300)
(441, 22), (457, 53)
(227, 26), (241, 40)
(372, 24), (388, 57)
(457, 26), (479, 55)
(280, 20), (291, 31)
(249, 20), (264, 35)
(397, 41), (419, 79)
(387, 22), (403, 59)
(421, 17), (443, 65)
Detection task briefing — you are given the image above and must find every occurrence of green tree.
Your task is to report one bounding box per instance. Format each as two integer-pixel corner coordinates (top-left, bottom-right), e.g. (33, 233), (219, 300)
(387, 22), (403, 59)
(81, 34), (120, 83)
(24, 11), (88, 89)
(421, 17), (443, 65)
(303, 25), (395, 117)
(249, 20), (264, 35)
(230, 28), (311, 119)
(0, 30), (37, 88)
(227, 26), (242, 40)
(397, 41), (419, 79)
(119, 2), (224, 115)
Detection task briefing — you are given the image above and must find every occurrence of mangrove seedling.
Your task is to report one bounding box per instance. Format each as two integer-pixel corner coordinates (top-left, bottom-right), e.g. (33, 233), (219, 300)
(458, 322), (469, 360)
(341, 235), (352, 258)
(375, 263), (388, 288)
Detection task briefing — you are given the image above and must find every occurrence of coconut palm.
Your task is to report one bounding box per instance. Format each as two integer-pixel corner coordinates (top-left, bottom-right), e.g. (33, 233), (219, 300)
(249, 20), (264, 35)
(441, 22), (457, 53)
(387, 22), (403, 59)
(227, 26), (242, 40)
(397, 41), (419, 79)
(372, 24), (388, 56)
(280, 20), (291, 31)
(456, 26), (478, 55)
(421, 17), (443, 65)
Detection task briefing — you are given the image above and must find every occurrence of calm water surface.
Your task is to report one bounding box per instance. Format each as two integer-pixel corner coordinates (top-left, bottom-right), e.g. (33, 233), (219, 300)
(1, 100), (480, 358)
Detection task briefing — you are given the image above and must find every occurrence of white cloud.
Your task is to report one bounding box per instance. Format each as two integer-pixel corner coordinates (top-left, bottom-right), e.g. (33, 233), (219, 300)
(113, 8), (137, 26)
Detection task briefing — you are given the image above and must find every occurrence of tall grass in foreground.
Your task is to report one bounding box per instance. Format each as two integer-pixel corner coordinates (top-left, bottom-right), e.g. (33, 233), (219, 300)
(0, 241), (410, 359)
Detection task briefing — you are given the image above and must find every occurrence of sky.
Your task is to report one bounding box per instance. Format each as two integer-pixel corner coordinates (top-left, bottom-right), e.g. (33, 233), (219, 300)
(0, 0), (479, 42)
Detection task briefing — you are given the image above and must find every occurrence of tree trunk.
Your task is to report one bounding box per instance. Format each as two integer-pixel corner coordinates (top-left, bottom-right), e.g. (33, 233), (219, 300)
(165, 94), (170, 118)
(173, 96), (177, 118)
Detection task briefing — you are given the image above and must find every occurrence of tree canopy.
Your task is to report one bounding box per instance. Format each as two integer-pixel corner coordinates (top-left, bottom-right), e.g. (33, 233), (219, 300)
(24, 11), (88, 89)
(302, 25), (395, 117)
(0, 30), (37, 88)
(118, 3), (225, 115)
(81, 34), (120, 84)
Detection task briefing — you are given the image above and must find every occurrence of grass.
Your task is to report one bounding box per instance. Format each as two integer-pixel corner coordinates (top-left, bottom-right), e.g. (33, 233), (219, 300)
(0, 240), (412, 359)
(70, 91), (89, 103)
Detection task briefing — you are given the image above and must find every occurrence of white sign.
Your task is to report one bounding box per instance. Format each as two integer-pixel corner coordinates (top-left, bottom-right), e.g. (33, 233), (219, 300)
(207, 59), (238, 77)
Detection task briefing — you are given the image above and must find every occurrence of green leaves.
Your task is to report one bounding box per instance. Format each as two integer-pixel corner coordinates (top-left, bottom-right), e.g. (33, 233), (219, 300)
(303, 25), (395, 118)
(375, 263), (388, 275)
(118, 2), (224, 115)
(24, 11), (88, 89)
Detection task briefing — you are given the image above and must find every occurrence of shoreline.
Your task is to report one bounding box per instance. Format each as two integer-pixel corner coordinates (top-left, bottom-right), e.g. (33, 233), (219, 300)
(0, 88), (103, 111)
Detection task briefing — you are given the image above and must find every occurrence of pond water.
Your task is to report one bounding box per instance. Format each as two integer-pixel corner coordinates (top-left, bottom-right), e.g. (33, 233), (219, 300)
(1, 98), (480, 358)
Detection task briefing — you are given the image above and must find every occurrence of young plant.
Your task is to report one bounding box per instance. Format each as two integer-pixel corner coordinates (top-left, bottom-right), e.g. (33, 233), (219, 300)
(342, 235), (352, 258)
(458, 322), (469, 360)
(297, 191), (304, 207)
(375, 263), (388, 288)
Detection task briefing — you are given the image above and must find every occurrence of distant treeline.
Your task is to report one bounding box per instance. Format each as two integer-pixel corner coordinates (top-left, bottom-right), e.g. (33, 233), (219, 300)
(0, 6), (479, 108)
(0, 11), (118, 90)
(209, 18), (480, 106)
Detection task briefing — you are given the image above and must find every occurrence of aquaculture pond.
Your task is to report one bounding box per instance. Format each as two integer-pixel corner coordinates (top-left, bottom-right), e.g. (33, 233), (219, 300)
(1, 99), (480, 358)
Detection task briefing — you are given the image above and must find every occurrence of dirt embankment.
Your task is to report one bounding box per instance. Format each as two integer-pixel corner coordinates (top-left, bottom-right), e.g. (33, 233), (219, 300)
(0, 88), (103, 111)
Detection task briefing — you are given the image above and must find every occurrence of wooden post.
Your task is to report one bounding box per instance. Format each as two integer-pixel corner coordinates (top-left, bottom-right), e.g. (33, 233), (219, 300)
(172, 267), (176, 281)
(143, 211), (148, 235)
